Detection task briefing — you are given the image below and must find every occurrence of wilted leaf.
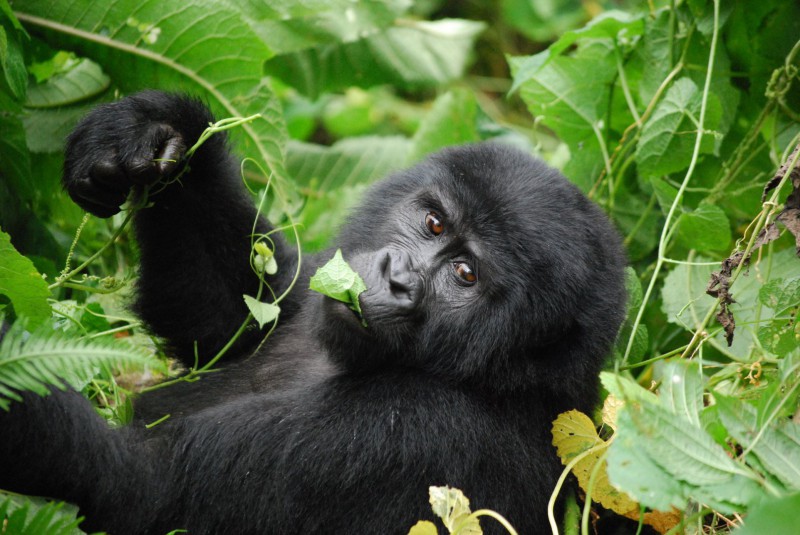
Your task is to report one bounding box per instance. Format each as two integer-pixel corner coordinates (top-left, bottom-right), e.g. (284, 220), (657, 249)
(428, 486), (481, 535)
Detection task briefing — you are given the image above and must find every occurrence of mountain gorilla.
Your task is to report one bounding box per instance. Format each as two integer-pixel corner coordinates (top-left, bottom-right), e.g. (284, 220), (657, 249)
(0, 91), (626, 534)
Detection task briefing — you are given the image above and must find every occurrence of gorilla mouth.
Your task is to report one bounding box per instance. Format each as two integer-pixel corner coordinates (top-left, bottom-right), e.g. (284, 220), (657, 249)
(326, 295), (368, 327)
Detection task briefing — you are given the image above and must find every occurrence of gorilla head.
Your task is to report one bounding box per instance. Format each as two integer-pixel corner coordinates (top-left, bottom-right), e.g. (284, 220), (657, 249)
(316, 143), (626, 405)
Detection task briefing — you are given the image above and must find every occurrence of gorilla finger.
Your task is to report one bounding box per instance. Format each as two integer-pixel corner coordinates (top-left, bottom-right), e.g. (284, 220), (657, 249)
(70, 178), (127, 218)
(126, 155), (160, 186)
(156, 135), (186, 176)
(90, 160), (131, 194)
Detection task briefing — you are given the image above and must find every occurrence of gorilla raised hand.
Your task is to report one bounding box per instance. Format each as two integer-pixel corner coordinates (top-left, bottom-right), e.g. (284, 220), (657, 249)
(0, 92), (626, 534)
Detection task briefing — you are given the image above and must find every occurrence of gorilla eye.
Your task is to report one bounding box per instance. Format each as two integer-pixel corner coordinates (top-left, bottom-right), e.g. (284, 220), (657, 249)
(453, 262), (477, 285)
(425, 211), (444, 236)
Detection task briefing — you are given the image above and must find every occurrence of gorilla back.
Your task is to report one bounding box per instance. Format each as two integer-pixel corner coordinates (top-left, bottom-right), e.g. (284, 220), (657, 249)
(0, 92), (627, 534)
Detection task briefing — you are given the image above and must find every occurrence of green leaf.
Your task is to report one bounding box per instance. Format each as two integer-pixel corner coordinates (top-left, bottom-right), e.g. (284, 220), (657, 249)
(756, 320), (800, 357)
(0, 228), (50, 327)
(0, 494), (86, 535)
(733, 492), (800, 535)
(288, 136), (412, 251)
(0, 323), (164, 411)
(715, 395), (800, 490)
(510, 42), (617, 190)
(758, 277), (800, 313)
(636, 77), (722, 178)
(309, 249), (367, 320)
(0, 111), (33, 205)
(288, 136), (411, 191)
(243, 295), (280, 329)
(0, 14), (28, 100)
(608, 397), (762, 513)
(265, 19), (485, 98)
(654, 360), (703, 426)
(238, 0), (411, 55)
(25, 58), (110, 108)
(500, 0), (586, 43)
(17, 1), (291, 200)
(599, 372), (658, 405)
(509, 10), (643, 94)
(624, 267), (643, 311)
(408, 88), (480, 163)
(649, 176), (678, 217)
(674, 202), (731, 252)
(633, 10), (671, 104)
(23, 104), (96, 153)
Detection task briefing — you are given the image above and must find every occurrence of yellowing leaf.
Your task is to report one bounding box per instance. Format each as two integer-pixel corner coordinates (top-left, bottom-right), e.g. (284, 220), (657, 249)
(602, 394), (624, 430)
(428, 486), (482, 535)
(408, 520), (439, 535)
(551, 410), (639, 517)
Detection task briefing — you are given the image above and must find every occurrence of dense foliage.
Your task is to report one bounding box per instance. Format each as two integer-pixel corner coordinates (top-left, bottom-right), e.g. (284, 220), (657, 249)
(1, 0), (799, 533)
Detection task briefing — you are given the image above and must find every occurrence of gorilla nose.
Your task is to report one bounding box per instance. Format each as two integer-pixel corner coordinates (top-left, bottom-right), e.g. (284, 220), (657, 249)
(380, 248), (416, 300)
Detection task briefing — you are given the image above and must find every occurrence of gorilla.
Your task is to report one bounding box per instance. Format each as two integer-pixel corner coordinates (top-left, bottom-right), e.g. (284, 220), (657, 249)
(0, 91), (626, 534)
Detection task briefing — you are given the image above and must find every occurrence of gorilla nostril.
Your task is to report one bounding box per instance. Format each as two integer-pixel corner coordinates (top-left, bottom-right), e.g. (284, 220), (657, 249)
(380, 248), (416, 300)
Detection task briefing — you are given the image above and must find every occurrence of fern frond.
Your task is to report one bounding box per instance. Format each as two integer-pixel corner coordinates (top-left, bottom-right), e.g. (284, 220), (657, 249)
(0, 325), (165, 410)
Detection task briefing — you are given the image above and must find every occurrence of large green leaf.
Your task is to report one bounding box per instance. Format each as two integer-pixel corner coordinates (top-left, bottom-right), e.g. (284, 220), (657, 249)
(510, 41), (617, 190)
(509, 9), (644, 87)
(237, 0), (411, 55)
(287, 136), (411, 250)
(733, 492), (800, 535)
(635, 77), (722, 178)
(407, 88), (480, 163)
(0, 228), (50, 327)
(655, 360), (704, 426)
(264, 19), (485, 98)
(606, 373), (765, 513)
(716, 395), (800, 490)
(674, 202), (732, 253)
(25, 57), (110, 108)
(16, 0), (290, 192)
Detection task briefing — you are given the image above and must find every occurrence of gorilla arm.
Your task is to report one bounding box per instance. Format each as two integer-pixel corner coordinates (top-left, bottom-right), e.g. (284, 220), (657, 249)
(0, 389), (160, 535)
(0, 371), (551, 534)
(62, 92), (300, 365)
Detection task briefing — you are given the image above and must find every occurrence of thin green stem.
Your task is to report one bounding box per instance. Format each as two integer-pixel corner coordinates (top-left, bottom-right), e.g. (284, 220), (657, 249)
(49, 209), (138, 291)
(548, 442), (608, 534)
(622, 0), (721, 366)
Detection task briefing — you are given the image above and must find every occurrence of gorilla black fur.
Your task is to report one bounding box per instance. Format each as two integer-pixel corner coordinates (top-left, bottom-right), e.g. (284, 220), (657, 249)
(0, 91), (627, 534)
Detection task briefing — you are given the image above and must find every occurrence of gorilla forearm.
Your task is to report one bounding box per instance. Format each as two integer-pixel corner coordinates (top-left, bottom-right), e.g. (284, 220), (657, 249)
(63, 92), (299, 364)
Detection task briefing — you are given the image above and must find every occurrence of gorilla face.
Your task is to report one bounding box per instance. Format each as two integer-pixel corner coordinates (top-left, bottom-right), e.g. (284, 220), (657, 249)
(316, 144), (625, 392)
